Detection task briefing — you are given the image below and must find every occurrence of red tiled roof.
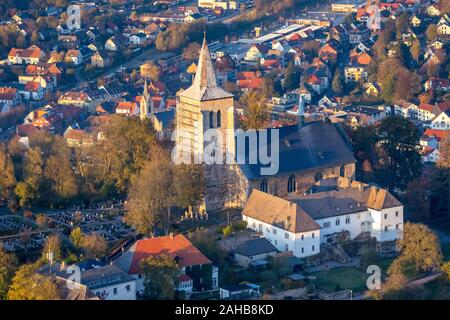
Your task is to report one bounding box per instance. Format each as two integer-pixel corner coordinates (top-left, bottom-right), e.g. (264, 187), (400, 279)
(237, 78), (264, 90)
(8, 46), (41, 59)
(128, 234), (211, 274)
(423, 129), (449, 142)
(236, 71), (258, 81)
(418, 103), (434, 112)
(0, 87), (17, 100)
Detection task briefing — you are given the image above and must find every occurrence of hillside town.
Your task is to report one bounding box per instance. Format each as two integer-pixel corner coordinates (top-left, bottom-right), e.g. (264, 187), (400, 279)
(0, 0), (449, 302)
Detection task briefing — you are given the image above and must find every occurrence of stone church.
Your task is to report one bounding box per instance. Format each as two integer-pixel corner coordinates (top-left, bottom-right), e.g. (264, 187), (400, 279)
(175, 37), (356, 213)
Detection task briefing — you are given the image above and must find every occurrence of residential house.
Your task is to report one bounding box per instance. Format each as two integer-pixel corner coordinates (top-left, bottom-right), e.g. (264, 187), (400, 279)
(65, 49), (83, 65)
(394, 100), (418, 118)
(115, 101), (139, 116)
(8, 45), (43, 65)
(105, 35), (127, 51)
(232, 238), (278, 269)
(91, 51), (111, 68)
(129, 32), (148, 46)
(59, 91), (93, 109)
(0, 87), (21, 113)
(242, 187), (404, 258)
(417, 103), (440, 122)
(431, 110), (450, 130)
(114, 234), (219, 296)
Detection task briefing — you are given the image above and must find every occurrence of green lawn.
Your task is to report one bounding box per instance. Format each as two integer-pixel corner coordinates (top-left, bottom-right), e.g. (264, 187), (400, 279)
(377, 257), (418, 279)
(310, 267), (368, 293)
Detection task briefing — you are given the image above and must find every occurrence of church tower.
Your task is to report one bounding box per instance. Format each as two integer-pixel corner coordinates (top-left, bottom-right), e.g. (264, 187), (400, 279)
(175, 34), (239, 212)
(140, 78), (153, 120)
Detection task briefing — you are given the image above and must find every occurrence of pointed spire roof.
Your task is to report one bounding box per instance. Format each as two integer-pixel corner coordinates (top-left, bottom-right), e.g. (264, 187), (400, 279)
(178, 33), (233, 101)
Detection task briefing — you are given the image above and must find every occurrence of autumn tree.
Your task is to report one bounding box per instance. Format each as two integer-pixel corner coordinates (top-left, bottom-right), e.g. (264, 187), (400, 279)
(125, 156), (174, 236)
(84, 115), (156, 197)
(182, 42), (201, 61)
(332, 69), (345, 94)
(410, 39), (421, 64)
(397, 223), (443, 272)
(69, 227), (84, 250)
(240, 90), (269, 130)
(140, 254), (179, 300)
(173, 164), (205, 220)
(81, 234), (107, 260)
(7, 264), (61, 300)
(140, 61), (160, 81)
(41, 234), (63, 263)
(0, 245), (17, 299)
(426, 24), (437, 41)
(0, 145), (16, 203)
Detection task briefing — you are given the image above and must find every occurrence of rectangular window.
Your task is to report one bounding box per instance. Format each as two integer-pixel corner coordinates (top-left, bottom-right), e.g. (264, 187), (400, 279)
(301, 234), (304, 240)
(312, 233), (315, 238)
(284, 244), (289, 251)
(284, 232), (289, 240)
(272, 228), (277, 235)
(384, 213), (388, 219)
(384, 226), (388, 232)
(395, 211), (399, 217)
(345, 217), (350, 224)
(323, 222), (330, 228)
(113, 288), (118, 295)
(301, 247), (304, 253)
(125, 285), (130, 292)
(312, 245), (315, 252)
(396, 224), (399, 230)
(336, 219), (340, 226)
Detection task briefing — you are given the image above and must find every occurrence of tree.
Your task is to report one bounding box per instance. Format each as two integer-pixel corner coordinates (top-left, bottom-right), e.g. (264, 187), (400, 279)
(239, 91), (269, 130)
(182, 42), (201, 61)
(0, 245), (17, 299)
(404, 176), (431, 220)
(0, 145), (16, 202)
(426, 24), (437, 41)
(397, 223), (443, 272)
(44, 150), (77, 205)
(125, 156), (174, 236)
(81, 234), (107, 260)
(84, 115), (156, 197)
(332, 69), (345, 94)
(283, 61), (300, 91)
(69, 227), (83, 250)
(7, 264), (61, 300)
(377, 116), (422, 190)
(410, 39), (420, 64)
(42, 234), (63, 263)
(141, 61), (160, 81)
(173, 164), (205, 220)
(140, 254), (179, 299)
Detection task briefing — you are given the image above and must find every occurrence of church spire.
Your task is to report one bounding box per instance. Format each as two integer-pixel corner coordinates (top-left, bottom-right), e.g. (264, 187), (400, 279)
(192, 32), (217, 89)
(140, 78), (153, 120)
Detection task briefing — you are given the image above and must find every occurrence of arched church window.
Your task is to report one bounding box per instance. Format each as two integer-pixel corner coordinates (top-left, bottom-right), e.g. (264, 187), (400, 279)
(287, 175), (296, 193)
(209, 111), (214, 128)
(260, 179), (268, 193)
(340, 165), (345, 177)
(217, 110), (221, 128)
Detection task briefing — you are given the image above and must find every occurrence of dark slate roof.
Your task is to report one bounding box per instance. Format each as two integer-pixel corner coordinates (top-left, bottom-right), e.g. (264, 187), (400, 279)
(81, 265), (135, 290)
(238, 121), (356, 180)
(233, 238), (277, 257)
(154, 109), (174, 128)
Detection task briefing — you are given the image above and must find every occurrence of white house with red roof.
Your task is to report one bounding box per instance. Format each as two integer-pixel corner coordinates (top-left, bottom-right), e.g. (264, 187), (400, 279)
(431, 110), (450, 130)
(113, 234), (218, 296)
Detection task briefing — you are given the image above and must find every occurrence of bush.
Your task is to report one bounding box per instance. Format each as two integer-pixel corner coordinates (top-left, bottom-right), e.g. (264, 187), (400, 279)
(222, 225), (233, 237)
(232, 221), (247, 231)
